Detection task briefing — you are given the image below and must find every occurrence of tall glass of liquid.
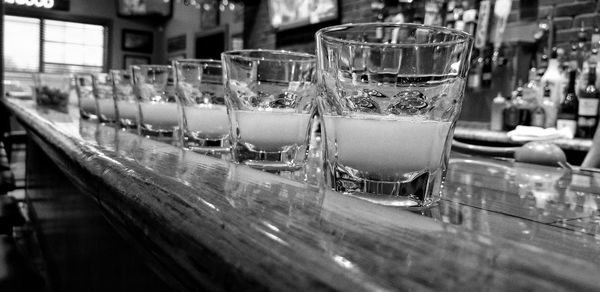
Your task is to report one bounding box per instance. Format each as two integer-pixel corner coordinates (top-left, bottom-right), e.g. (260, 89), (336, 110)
(131, 65), (178, 141)
(222, 50), (316, 173)
(316, 23), (473, 209)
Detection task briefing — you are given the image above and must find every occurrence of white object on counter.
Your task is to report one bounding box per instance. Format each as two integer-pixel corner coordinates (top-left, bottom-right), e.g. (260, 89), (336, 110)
(507, 125), (574, 142)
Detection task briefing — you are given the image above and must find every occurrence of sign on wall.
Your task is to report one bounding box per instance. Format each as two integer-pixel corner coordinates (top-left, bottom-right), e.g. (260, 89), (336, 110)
(4, 0), (70, 11)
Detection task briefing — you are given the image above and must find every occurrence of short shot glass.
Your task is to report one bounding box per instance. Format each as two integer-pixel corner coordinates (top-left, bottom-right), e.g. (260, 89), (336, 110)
(32, 72), (72, 113)
(222, 49), (317, 173)
(75, 74), (97, 119)
(132, 65), (178, 141)
(174, 59), (229, 153)
(111, 69), (138, 130)
(316, 23), (473, 209)
(92, 73), (117, 124)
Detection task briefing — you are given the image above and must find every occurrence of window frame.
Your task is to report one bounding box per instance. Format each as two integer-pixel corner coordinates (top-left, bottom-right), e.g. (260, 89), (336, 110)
(5, 5), (113, 73)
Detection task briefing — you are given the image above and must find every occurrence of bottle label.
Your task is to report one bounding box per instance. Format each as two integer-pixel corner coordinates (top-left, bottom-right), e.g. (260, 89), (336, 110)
(556, 119), (577, 135)
(578, 98), (599, 116)
(482, 72), (492, 80)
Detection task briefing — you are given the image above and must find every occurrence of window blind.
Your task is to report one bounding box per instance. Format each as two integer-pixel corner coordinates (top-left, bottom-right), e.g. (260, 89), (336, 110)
(4, 15), (40, 73)
(3, 15), (106, 76)
(42, 19), (105, 74)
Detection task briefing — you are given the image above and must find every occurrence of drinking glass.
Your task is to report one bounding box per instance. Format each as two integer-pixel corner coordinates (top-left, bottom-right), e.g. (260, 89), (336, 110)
(174, 59), (229, 153)
(131, 65), (178, 141)
(111, 69), (138, 130)
(222, 50), (316, 172)
(316, 23), (473, 209)
(92, 73), (116, 123)
(74, 74), (97, 119)
(32, 72), (72, 113)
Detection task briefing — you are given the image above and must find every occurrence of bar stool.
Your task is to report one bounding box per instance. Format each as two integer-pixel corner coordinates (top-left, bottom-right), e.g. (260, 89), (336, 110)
(0, 234), (45, 291)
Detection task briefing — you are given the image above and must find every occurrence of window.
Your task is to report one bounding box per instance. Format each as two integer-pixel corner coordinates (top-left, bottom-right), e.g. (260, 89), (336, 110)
(3, 15), (107, 85)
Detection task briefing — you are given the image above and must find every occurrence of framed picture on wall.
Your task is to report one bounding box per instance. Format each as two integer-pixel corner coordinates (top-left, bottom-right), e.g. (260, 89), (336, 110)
(122, 29), (154, 53)
(167, 34), (186, 53)
(123, 55), (151, 69)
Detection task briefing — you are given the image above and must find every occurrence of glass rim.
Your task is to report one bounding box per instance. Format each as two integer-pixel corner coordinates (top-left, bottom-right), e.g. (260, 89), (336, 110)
(172, 58), (222, 67)
(316, 22), (473, 48)
(221, 49), (316, 63)
(131, 64), (172, 70)
(35, 72), (73, 77)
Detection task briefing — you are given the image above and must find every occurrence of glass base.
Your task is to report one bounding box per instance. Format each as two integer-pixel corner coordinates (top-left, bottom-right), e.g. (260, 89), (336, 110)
(328, 163), (444, 210)
(232, 142), (306, 172)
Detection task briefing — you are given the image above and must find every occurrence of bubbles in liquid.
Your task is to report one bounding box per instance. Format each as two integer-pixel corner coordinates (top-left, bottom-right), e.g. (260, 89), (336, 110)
(270, 92), (299, 108)
(388, 90), (428, 115)
(349, 89), (384, 113)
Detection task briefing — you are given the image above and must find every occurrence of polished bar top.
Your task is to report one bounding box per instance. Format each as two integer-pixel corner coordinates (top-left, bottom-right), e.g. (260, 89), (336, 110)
(455, 121), (593, 151)
(3, 97), (600, 291)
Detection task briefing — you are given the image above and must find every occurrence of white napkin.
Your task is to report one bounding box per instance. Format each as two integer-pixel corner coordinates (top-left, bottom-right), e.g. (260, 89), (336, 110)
(507, 125), (574, 142)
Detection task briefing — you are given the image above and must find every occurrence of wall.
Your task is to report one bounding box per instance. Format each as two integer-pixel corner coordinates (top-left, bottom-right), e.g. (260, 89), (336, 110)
(5, 0), (164, 69)
(245, 0), (373, 53)
(163, 2), (201, 61)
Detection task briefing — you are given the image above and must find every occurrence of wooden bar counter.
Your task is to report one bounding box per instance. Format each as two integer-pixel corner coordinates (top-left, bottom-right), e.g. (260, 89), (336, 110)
(3, 97), (600, 291)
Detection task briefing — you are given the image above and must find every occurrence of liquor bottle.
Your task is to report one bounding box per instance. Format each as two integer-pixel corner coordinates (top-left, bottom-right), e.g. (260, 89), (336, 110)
(514, 83), (531, 126)
(576, 25), (588, 71)
(592, 26), (600, 51)
(445, 0), (456, 28)
(541, 48), (564, 106)
(531, 101), (546, 128)
(538, 51), (549, 77)
(463, 7), (478, 36)
(569, 42), (579, 71)
(474, 0), (492, 50)
(541, 82), (558, 128)
(503, 91), (519, 131)
(522, 67), (541, 105)
(481, 46), (493, 88)
(556, 70), (579, 136)
(490, 93), (505, 131)
(577, 66), (600, 138)
(468, 50), (482, 89)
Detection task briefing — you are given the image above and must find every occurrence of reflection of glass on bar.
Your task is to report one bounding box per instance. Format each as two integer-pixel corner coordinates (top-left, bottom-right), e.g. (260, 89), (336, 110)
(316, 23), (473, 209)
(174, 59), (229, 153)
(131, 64), (177, 141)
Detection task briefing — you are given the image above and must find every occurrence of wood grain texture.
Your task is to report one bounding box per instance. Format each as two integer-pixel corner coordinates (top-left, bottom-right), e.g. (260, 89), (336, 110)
(4, 98), (600, 291)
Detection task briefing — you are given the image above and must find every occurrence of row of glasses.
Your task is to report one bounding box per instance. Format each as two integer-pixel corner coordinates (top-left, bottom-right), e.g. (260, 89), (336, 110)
(67, 23), (472, 209)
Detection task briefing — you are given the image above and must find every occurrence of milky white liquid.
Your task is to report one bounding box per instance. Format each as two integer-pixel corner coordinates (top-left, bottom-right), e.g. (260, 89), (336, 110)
(322, 114), (452, 178)
(116, 101), (138, 124)
(235, 110), (312, 152)
(140, 102), (179, 130)
(80, 97), (96, 114)
(97, 99), (116, 121)
(184, 105), (229, 138)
